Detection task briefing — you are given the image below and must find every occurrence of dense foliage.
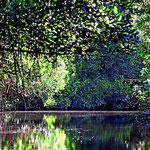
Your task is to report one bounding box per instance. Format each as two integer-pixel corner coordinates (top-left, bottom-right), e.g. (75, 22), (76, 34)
(0, 0), (149, 110)
(0, 0), (141, 56)
(54, 53), (144, 110)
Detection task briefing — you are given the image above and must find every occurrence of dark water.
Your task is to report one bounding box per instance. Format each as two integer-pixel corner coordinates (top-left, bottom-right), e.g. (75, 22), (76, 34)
(0, 112), (149, 150)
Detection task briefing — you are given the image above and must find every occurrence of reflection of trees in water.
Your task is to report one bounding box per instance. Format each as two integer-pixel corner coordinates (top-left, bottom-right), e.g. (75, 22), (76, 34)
(0, 113), (73, 150)
(54, 115), (150, 150)
(125, 125), (150, 149)
(0, 113), (45, 148)
(0, 113), (149, 150)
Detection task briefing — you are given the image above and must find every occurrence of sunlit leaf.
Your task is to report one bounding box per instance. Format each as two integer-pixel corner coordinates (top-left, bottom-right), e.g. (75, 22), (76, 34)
(114, 6), (118, 14)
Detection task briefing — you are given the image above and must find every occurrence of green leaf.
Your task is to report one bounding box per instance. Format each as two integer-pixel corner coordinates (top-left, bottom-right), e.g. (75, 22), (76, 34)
(117, 15), (122, 21)
(109, 4), (114, 7)
(29, 0), (33, 5)
(6, 0), (10, 5)
(114, 6), (118, 14)
(44, 14), (47, 18)
(21, 1), (25, 8)
(129, 27), (132, 31)
(140, 53), (144, 57)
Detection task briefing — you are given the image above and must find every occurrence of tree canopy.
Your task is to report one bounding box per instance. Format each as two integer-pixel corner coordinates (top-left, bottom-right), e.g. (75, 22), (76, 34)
(0, 0), (144, 57)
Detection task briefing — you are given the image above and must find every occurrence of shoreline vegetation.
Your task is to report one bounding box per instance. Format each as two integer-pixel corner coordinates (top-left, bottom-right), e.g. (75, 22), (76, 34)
(0, 0), (149, 111)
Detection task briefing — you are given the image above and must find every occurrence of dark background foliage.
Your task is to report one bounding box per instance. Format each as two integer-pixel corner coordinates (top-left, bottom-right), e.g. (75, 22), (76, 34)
(55, 52), (144, 110)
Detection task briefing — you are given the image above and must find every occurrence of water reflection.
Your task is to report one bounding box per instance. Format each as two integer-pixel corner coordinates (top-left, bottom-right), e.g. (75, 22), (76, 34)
(0, 112), (149, 150)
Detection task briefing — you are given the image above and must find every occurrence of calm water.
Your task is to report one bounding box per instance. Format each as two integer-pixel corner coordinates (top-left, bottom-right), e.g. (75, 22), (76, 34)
(0, 112), (149, 150)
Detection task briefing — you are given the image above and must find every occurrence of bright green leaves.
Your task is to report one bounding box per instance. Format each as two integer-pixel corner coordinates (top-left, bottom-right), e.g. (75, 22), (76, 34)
(93, 34), (97, 38)
(21, 1), (26, 8)
(113, 6), (122, 22)
(116, 14), (122, 21)
(114, 6), (118, 14)
(6, 0), (10, 5)
(44, 14), (47, 18)
(109, 3), (114, 7)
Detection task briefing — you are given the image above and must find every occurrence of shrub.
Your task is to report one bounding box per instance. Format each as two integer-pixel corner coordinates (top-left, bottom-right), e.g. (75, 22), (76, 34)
(55, 53), (141, 110)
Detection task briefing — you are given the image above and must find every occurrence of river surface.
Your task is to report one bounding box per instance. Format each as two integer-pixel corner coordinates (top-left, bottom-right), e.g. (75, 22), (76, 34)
(0, 111), (149, 150)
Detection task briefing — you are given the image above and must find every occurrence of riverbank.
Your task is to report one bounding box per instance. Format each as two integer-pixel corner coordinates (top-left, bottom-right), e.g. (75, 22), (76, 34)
(0, 110), (143, 114)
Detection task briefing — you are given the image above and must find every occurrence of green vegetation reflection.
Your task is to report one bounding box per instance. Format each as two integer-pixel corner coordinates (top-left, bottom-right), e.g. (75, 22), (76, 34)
(1, 115), (75, 150)
(0, 114), (149, 150)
